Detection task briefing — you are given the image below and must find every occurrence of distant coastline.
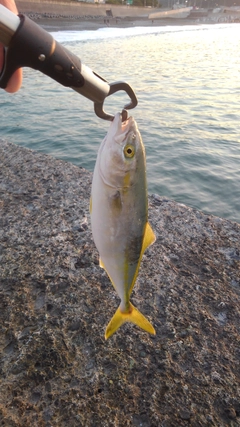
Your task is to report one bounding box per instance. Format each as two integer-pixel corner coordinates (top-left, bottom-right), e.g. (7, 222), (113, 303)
(27, 15), (211, 33)
(15, 0), (226, 32)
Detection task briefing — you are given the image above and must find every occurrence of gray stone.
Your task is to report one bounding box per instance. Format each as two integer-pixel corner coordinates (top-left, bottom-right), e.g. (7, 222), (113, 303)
(0, 140), (240, 427)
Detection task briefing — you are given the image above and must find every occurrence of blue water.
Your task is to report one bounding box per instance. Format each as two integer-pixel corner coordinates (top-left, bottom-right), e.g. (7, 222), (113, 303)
(1, 23), (240, 222)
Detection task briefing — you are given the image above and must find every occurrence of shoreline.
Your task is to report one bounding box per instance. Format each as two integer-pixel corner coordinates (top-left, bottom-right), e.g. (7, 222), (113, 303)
(29, 16), (221, 32)
(15, 0), (239, 31)
(16, 10), (224, 32)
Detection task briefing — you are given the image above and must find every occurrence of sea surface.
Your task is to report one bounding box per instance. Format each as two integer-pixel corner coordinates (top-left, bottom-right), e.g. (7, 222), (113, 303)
(1, 23), (240, 223)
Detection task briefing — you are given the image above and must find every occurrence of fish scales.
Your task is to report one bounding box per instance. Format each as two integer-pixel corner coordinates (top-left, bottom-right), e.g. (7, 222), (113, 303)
(90, 112), (156, 339)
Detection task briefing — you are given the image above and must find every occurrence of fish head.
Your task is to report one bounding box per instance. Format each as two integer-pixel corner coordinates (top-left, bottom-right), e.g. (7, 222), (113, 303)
(99, 112), (146, 188)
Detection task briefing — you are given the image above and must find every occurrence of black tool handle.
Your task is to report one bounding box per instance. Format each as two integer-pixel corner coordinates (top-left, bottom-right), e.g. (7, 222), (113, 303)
(0, 9), (138, 120)
(0, 14), (84, 89)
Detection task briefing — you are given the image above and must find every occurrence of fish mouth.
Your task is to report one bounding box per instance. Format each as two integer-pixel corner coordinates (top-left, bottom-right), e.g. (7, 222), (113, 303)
(121, 115), (136, 133)
(114, 115), (136, 146)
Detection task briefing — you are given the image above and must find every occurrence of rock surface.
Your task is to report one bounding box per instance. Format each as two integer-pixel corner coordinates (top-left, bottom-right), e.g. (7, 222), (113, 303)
(0, 140), (239, 427)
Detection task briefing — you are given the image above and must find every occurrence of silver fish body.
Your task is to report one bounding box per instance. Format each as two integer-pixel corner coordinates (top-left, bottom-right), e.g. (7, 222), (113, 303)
(90, 112), (156, 339)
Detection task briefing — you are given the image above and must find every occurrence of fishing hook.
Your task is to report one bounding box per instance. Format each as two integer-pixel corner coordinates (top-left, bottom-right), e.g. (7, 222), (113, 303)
(94, 82), (138, 122)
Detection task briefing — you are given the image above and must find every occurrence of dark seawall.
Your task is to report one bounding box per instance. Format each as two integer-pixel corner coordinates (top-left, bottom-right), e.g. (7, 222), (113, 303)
(16, 0), (149, 17)
(0, 139), (240, 426)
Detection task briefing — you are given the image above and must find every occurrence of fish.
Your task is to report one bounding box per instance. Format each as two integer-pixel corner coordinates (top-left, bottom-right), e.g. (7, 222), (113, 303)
(90, 112), (156, 340)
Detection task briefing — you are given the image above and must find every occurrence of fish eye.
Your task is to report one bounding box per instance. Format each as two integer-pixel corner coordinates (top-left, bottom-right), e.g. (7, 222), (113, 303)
(124, 144), (135, 159)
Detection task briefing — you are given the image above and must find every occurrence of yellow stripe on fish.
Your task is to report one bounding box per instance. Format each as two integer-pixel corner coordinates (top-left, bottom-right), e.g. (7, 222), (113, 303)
(90, 112), (156, 339)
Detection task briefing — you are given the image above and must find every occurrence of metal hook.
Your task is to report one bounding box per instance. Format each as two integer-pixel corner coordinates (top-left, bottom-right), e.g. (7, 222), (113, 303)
(94, 81), (138, 121)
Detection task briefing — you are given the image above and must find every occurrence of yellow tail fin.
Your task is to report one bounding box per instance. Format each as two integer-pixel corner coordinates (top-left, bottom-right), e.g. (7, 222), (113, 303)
(105, 302), (156, 340)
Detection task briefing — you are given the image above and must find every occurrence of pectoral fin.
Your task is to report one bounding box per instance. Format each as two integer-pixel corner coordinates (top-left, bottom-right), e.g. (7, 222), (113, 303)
(105, 302), (156, 340)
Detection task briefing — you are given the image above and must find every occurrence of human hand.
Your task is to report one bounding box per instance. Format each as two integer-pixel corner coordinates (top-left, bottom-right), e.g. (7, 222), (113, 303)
(0, 0), (22, 92)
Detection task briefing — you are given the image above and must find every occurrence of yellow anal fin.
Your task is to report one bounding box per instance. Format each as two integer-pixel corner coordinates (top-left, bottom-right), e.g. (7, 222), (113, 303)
(89, 196), (92, 214)
(105, 302), (156, 340)
(142, 222), (156, 254)
(99, 257), (105, 269)
(129, 222), (156, 295)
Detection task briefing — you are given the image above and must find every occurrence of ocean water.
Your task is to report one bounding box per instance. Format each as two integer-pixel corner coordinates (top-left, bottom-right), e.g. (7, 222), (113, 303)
(1, 23), (240, 223)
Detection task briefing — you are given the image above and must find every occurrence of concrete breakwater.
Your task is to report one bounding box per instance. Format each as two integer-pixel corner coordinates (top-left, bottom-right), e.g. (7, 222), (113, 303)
(0, 139), (240, 426)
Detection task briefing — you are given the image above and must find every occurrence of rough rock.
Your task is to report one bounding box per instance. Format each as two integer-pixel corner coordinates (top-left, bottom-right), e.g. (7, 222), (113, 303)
(0, 140), (239, 426)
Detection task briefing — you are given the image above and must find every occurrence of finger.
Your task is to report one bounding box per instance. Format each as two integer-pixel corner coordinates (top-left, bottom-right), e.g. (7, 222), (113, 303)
(1, 0), (18, 14)
(0, 42), (23, 93)
(0, 42), (4, 71)
(5, 68), (23, 93)
(0, 1), (22, 92)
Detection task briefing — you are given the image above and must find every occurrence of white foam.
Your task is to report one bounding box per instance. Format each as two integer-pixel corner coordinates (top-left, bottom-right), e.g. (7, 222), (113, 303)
(51, 23), (233, 44)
